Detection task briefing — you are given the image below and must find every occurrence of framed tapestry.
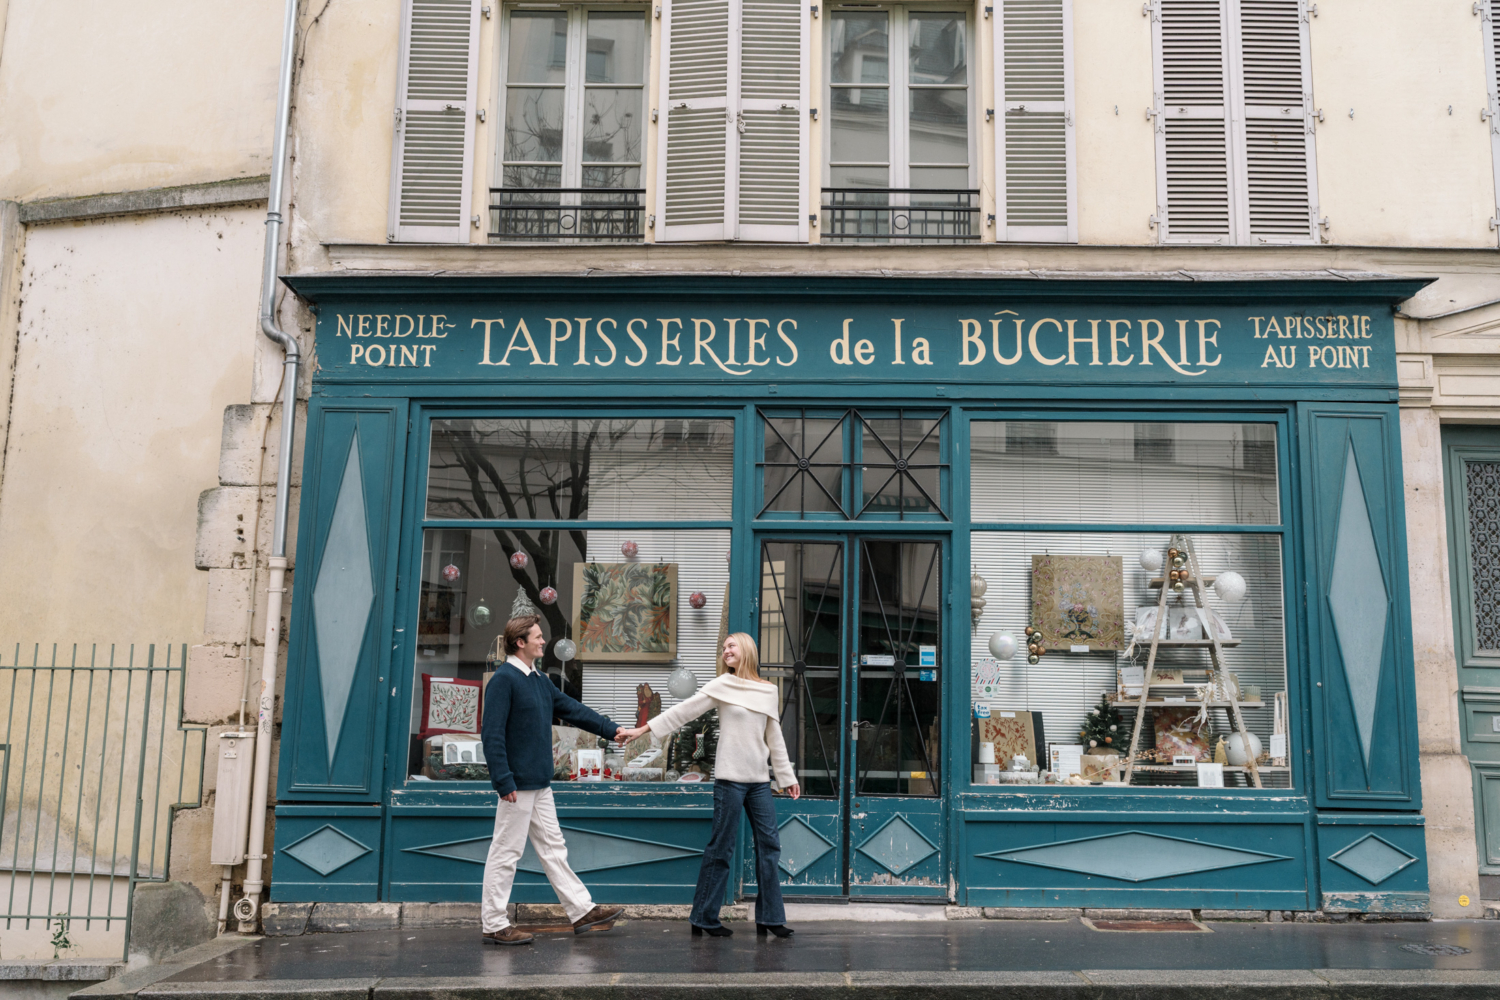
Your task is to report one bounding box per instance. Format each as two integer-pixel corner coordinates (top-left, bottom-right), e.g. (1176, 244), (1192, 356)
(421, 675), (482, 735)
(572, 562), (678, 662)
(1030, 555), (1125, 651)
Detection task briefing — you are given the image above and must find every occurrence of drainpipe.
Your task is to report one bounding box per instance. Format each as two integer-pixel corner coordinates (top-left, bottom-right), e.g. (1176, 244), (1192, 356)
(233, 0), (300, 932)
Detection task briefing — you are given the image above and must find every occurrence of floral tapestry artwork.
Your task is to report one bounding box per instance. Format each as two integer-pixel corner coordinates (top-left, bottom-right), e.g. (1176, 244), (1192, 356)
(572, 562), (678, 662)
(422, 675), (482, 735)
(1030, 555), (1125, 652)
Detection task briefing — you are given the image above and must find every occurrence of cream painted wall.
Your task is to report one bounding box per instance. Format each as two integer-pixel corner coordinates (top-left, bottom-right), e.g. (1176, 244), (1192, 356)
(0, 0), (282, 202)
(0, 209), (262, 644)
(1310, 0), (1495, 248)
(1073, 0), (1156, 246)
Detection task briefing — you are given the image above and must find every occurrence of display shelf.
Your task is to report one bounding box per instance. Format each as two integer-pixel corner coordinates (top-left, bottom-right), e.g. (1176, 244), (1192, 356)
(1131, 764), (1289, 773)
(1148, 576), (1216, 588)
(1107, 695), (1264, 709)
(1130, 639), (1241, 649)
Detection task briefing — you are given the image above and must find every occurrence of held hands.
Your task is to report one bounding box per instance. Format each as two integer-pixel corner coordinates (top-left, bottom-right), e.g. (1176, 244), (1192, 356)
(614, 725), (648, 745)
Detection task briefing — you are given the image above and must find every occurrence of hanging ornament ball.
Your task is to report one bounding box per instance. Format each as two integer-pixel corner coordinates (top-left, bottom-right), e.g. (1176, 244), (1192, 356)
(553, 638), (577, 662)
(1035, 645), (1046, 657)
(1104, 736), (1112, 744)
(1028, 654), (1040, 665)
(539, 586), (559, 605)
(1108, 724), (1117, 732)
(510, 551), (529, 570)
(667, 665), (699, 699)
(1172, 581), (1185, 594)
(1028, 643), (1039, 656)
(1089, 739), (1098, 748)
(1169, 570), (1178, 582)
(468, 602), (493, 627)
(988, 631), (1017, 660)
(1214, 570), (1248, 603)
(1139, 549), (1163, 573)
(620, 540), (639, 558)
(442, 563), (461, 582)
(1179, 568), (1191, 582)
(689, 590), (708, 610)
(1089, 709), (1098, 716)
(1024, 625), (1034, 637)
(1223, 730), (1263, 766)
(1168, 548), (1179, 561)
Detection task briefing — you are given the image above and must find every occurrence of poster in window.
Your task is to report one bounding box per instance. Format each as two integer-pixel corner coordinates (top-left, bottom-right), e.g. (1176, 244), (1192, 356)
(1030, 555), (1125, 651)
(572, 562), (678, 662)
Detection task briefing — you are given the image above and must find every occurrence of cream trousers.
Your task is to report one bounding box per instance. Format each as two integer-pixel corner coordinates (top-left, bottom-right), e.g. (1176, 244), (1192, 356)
(480, 786), (594, 931)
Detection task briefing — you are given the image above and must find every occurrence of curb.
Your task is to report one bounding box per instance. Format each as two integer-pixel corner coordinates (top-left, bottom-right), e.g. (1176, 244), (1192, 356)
(70, 936), (261, 1000)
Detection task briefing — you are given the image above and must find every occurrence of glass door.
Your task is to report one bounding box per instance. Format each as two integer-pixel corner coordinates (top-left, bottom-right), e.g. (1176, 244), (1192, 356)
(751, 535), (946, 899)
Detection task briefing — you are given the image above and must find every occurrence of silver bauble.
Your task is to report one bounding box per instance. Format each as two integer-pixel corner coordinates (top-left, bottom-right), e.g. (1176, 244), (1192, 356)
(988, 632), (1017, 660)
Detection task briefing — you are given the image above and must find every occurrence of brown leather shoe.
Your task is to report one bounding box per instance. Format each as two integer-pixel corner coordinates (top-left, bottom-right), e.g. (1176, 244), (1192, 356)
(482, 926), (534, 945)
(572, 904), (624, 934)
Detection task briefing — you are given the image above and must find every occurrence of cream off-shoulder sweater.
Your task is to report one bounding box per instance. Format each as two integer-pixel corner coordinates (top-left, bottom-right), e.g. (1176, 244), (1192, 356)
(647, 674), (797, 788)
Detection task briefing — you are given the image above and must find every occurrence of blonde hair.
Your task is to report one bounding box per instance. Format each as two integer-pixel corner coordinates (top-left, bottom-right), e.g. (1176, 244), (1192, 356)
(718, 632), (765, 682)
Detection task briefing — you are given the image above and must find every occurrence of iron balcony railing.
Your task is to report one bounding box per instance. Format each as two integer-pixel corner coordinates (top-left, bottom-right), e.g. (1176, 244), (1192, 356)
(821, 188), (981, 243)
(489, 187), (645, 242)
(0, 644), (205, 959)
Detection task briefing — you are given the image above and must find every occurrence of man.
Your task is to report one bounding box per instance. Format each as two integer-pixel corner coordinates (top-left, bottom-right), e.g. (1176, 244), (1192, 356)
(479, 614), (625, 945)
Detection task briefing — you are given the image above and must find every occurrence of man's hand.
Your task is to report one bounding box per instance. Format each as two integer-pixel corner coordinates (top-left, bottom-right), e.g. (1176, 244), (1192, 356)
(502, 791), (518, 803)
(614, 726), (648, 744)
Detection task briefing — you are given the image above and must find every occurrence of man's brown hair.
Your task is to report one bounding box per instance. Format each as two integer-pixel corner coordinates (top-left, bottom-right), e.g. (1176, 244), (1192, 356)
(503, 615), (542, 655)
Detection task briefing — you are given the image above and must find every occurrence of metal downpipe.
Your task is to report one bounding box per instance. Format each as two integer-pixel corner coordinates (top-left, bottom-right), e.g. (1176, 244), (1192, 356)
(235, 0), (300, 933)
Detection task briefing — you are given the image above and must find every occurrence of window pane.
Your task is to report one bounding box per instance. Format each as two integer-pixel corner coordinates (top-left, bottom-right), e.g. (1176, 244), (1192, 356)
(762, 414), (846, 515)
(831, 88), (890, 165)
(908, 166), (968, 191)
(1466, 460), (1500, 651)
(908, 87), (968, 165)
(581, 164), (642, 188)
(508, 12), (569, 83)
(970, 531), (1289, 789)
(505, 87), (566, 162)
(583, 88), (643, 163)
(908, 12), (966, 84)
(830, 165), (890, 189)
(970, 422), (1280, 525)
(410, 526), (730, 784)
(502, 164), (564, 189)
(427, 418), (735, 521)
(861, 416), (942, 516)
(586, 12), (646, 84)
(831, 12), (889, 83)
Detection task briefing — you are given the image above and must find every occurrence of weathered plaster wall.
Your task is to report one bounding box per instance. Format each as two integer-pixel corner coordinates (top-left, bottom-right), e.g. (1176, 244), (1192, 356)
(1074, 0), (1155, 246)
(0, 209), (262, 643)
(0, 0), (281, 202)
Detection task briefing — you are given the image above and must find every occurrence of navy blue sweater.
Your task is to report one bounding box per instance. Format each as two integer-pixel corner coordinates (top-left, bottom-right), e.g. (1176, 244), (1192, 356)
(482, 661), (619, 797)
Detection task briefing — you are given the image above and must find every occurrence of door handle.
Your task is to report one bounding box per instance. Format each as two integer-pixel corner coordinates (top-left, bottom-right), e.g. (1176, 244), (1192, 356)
(851, 721), (872, 741)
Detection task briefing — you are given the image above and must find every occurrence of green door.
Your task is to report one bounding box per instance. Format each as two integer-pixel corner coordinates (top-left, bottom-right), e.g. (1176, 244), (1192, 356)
(754, 534), (947, 899)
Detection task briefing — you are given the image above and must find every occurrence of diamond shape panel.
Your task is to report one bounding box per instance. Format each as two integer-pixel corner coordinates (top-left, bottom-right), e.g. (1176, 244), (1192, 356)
(856, 815), (937, 876)
(1328, 834), (1417, 886)
(312, 436), (376, 767)
(1328, 445), (1389, 771)
(282, 824), (371, 877)
(404, 827), (700, 874)
(778, 816), (834, 877)
(979, 831), (1288, 883)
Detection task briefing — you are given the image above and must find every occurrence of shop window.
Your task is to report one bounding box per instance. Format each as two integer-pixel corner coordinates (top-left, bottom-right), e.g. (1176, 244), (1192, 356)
(412, 414), (734, 786)
(758, 409), (948, 519)
(968, 421), (1290, 790)
(491, 7), (649, 242)
(822, 7), (978, 242)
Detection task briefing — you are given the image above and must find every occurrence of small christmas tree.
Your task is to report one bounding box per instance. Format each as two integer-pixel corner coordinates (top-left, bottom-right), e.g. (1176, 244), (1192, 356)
(1078, 692), (1124, 752)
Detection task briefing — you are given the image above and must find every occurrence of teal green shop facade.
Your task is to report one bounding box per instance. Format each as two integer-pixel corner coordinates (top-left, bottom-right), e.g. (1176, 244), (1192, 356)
(270, 273), (1431, 913)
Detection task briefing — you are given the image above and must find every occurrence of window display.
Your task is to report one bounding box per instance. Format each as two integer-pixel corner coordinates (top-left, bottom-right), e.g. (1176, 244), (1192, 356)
(968, 421), (1288, 789)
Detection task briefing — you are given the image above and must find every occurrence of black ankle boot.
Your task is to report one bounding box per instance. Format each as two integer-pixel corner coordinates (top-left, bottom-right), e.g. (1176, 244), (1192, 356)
(756, 924), (794, 938)
(691, 924), (733, 937)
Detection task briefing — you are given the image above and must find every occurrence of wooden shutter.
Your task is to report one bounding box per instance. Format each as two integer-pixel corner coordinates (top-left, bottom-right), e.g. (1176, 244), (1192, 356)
(994, 0), (1076, 243)
(1232, 0), (1317, 243)
(388, 0), (482, 243)
(657, 0), (733, 241)
(735, 0), (809, 242)
(1483, 1), (1500, 238)
(1151, 0), (1234, 243)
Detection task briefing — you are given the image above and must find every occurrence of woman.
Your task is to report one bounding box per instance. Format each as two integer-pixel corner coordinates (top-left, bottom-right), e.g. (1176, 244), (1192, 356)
(615, 633), (800, 939)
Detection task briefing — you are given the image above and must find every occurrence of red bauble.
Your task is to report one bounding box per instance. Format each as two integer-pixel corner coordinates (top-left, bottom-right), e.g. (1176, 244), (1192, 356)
(620, 540), (639, 558)
(539, 586), (558, 605)
(689, 591), (707, 609)
(441, 563), (460, 582)
(510, 551), (529, 570)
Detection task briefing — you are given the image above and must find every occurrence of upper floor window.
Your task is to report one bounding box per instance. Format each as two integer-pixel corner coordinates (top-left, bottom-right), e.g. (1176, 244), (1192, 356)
(823, 7), (978, 242)
(492, 7), (649, 241)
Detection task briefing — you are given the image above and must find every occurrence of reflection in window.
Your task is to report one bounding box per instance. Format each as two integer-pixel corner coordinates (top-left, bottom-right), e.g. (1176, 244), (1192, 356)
(426, 418), (733, 521)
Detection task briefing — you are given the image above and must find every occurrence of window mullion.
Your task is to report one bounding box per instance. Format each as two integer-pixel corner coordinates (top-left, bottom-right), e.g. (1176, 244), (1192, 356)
(892, 5), (910, 193)
(562, 6), (586, 190)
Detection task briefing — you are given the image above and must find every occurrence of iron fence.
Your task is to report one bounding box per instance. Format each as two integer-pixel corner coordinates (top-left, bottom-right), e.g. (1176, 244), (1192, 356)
(489, 188), (646, 242)
(0, 644), (204, 958)
(820, 188), (982, 242)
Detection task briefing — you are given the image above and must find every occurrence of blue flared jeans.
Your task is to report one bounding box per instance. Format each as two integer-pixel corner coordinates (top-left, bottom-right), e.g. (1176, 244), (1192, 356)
(690, 780), (785, 929)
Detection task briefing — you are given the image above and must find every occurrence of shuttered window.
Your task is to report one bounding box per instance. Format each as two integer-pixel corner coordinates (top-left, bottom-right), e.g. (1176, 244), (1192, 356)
(1482, 1), (1500, 238)
(1150, 0), (1318, 245)
(994, 0), (1076, 242)
(657, 0), (809, 242)
(388, 0), (483, 243)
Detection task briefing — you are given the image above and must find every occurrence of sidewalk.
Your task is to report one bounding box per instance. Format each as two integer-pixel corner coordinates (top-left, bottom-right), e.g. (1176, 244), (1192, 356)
(73, 908), (1500, 1000)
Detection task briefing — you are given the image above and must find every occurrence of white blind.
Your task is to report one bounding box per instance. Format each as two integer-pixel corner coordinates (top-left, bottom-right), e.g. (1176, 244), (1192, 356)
(971, 531), (1289, 788)
(1483, 0), (1500, 234)
(388, 0), (482, 242)
(995, 0), (1076, 242)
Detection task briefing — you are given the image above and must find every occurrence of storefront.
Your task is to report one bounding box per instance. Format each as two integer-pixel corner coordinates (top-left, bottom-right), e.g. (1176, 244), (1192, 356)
(270, 273), (1430, 914)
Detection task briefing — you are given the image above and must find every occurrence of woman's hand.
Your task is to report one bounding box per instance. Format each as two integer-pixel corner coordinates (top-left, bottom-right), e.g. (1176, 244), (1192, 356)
(786, 783), (801, 800)
(615, 725), (648, 744)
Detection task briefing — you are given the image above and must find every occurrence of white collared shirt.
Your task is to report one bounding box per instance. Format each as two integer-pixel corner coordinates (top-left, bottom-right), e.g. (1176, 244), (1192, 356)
(506, 654), (534, 676)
